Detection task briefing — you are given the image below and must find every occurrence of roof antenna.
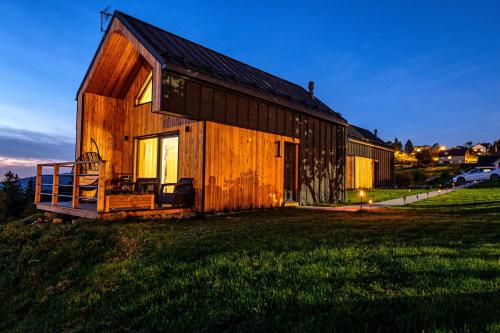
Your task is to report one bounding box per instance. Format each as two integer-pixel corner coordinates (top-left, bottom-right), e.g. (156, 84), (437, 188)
(100, 6), (113, 32)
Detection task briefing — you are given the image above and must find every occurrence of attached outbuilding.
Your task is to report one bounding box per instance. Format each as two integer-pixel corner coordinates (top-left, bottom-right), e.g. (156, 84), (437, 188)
(346, 125), (394, 189)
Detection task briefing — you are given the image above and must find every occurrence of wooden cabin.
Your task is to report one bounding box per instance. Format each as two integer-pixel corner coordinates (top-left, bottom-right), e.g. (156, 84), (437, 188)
(35, 11), (347, 219)
(346, 125), (394, 189)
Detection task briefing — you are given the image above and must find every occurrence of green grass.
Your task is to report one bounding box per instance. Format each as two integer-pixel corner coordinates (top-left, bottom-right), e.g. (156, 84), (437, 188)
(407, 180), (500, 212)
(344, 188), (429, 204)
(396, 165), (460, 178)
(1, 182), (500, 332)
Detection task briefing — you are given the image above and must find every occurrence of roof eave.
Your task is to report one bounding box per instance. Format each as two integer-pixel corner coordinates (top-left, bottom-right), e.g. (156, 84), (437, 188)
(75, 11), (166, 100)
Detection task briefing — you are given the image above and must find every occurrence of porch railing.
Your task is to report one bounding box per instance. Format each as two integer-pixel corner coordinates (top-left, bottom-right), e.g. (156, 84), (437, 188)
(35, 160), (108, 212)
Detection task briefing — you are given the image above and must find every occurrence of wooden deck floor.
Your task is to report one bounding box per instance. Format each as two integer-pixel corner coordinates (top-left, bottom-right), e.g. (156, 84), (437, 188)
(36, 202), (193, 220)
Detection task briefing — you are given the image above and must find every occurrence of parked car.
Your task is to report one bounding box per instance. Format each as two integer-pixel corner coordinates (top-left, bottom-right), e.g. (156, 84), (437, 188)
(452, 168), (500, 184)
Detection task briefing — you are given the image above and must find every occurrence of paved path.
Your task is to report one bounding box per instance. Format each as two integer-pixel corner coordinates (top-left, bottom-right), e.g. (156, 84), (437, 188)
(299, 183), (471, 212)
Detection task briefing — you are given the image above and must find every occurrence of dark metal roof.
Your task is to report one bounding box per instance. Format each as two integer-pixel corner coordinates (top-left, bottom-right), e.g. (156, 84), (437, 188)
(438, 147), (469, 157)
(347, 125), (389, 148)
(115, 11), (345, 123)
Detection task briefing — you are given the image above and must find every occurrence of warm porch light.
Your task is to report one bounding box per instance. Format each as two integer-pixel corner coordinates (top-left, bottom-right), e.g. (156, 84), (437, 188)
(359, 190), (365, 197)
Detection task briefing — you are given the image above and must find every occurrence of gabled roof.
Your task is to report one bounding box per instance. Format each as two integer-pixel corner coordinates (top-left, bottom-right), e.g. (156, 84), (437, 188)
(114, 11), (345, 124)
(347, 125), (389, 148)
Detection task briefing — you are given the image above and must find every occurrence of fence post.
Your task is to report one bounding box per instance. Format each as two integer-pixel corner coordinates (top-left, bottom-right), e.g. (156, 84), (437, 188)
(52, 164), (60, 206)
(97, 161), (107, 213)
(35, 165), (42, 204)
(72, 163), (80, 209)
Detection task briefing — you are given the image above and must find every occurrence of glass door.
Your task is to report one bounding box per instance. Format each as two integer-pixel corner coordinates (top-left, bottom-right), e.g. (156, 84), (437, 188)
(160, 135), (179, 193)
(135, 134), (179, 194)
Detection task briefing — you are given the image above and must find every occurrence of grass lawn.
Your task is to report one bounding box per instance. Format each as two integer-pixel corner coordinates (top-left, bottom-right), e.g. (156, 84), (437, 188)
(344, 188), (429, 204)
(1, 182), (500, 332)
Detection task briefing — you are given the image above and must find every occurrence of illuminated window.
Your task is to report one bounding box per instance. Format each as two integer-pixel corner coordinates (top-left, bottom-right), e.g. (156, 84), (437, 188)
(160, 136), (179, 193)
(135, 71), (153, 105)
(137, 137), (158, 178)
(135, 134), (179, 193)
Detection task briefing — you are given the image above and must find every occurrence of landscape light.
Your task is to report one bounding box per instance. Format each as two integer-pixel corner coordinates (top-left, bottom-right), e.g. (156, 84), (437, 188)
(359, 190), (365, 211)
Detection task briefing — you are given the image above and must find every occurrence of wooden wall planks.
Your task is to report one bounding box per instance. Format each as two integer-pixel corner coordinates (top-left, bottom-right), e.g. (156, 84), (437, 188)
(347, 139), (394, 187)
(161, 72), (346, 205)
(204, 121), (298, 212)
(81, 63), (204, 211)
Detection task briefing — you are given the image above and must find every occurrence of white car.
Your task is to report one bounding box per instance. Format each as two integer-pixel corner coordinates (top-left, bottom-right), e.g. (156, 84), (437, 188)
(452, 168), (500, 184)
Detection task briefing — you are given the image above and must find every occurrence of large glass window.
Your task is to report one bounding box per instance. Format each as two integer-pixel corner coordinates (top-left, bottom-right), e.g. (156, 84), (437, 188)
(135, 71), (152, 105)
(137, 137), (158, 178)
(135, 134), (179, 193)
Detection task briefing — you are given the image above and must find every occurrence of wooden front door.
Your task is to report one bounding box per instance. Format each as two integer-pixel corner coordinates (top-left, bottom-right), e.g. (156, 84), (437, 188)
(284, 143), (297, 202)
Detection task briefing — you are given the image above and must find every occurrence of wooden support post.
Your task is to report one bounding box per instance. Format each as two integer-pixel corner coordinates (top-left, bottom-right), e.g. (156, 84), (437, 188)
(35, 165), (42, 204)
(72, 163), (80, 209)
(97, 161), (107, 213)
(52, 164), (60, 206)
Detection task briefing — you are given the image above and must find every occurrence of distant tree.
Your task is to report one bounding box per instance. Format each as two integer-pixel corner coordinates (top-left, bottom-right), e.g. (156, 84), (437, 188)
(1, 171), (24, 219)
(489, 139), (500, 155)
(0, 189), (7, 223)
(464, 141), (473, 148)
(431, 143), (441, 153)
(393, 138), (402, 151)
(404, 139), (414, 154)
(22, 177), (36, 216)
(415, 149), (433, 167)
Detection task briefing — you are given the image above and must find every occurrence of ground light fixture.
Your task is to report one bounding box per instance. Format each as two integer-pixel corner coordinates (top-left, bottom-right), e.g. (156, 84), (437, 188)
(359, 190), (365, 211)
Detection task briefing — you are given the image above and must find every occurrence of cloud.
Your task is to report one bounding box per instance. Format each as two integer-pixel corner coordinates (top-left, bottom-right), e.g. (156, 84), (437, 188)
(0, 126), (74, 161)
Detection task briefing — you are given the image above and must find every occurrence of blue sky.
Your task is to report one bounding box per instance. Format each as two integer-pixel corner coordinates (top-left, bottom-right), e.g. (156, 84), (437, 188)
(1, 0), (499, 177)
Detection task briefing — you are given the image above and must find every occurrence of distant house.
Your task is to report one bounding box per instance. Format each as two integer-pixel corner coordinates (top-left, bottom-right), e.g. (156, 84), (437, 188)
(414, 145), (431, 153)
(346, 126), (394, 189)
(473, 143), (491, 155)
(477, 155), (500, 169)
(438, 147), (477, 164)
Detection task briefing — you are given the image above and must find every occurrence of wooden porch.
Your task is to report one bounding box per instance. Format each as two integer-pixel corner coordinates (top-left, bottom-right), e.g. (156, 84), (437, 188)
(35, 161), (193, 220)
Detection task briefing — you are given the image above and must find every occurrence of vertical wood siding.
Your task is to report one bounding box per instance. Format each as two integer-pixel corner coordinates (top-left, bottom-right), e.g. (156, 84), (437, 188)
(204, 122), (298, 211)
(81, 65), (204, 211)
(162, 72), (346, 205)
(347, 140), (394, 187)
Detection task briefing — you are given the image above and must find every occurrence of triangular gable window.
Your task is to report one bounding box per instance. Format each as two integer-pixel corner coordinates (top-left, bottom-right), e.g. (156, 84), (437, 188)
(135, 71), (153, 105)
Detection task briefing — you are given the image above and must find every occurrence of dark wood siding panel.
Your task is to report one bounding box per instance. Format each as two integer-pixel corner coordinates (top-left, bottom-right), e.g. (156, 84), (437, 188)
(276, 107), (285, 135)
(185, 80), (200, 118)
(200, 85), (214, 119)
(226, 93), (238, 124)
(268, 105), (276, 133)
(213, 90), (226, 122)
(237, 96), (249, 127)
(258, 102), (268, 131)
(248, 99), (258, 129)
